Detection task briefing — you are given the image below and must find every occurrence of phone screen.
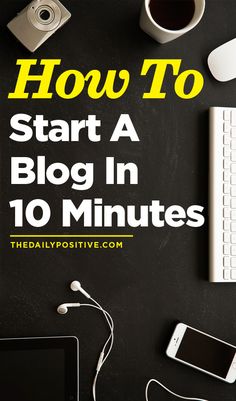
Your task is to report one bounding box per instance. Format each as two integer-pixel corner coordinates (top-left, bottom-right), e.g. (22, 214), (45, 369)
(176, 328), (236, 378)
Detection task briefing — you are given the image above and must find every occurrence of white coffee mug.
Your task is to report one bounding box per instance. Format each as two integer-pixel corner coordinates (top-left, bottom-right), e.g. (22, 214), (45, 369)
(140, 0), (205, 44)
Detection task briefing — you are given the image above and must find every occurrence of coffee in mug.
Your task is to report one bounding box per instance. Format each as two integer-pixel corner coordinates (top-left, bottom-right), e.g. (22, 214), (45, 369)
(149, 0), (195, 31)
(140, 0), (205, 44)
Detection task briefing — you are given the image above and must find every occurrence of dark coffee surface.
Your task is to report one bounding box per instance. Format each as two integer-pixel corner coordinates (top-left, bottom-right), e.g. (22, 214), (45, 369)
(149, 0), (195, 30)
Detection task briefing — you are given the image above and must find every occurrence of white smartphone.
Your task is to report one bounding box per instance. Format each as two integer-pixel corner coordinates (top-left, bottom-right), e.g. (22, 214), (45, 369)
(166, 323), (236, 383)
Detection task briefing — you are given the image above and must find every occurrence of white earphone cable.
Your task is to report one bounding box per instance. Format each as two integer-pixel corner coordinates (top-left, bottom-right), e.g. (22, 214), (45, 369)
(90, 297), (114, 365)
(79, 302), (114, 401)
(145, 379), (208, 401)
(79, 303), (114, 362)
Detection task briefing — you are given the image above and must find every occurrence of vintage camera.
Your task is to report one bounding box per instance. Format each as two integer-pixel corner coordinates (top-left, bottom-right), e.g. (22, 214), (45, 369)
(7, 0), (71, 52)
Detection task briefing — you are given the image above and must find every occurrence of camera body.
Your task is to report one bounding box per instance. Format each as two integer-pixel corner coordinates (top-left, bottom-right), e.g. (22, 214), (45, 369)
(7, 0), (71, 52)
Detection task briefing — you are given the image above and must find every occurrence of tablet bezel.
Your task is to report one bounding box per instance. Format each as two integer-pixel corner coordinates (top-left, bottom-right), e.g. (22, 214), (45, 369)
(0, 336), (79, 401)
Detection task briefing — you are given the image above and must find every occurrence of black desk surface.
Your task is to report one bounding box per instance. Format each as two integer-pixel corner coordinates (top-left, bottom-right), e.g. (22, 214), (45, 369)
(1, 1), (236, 400)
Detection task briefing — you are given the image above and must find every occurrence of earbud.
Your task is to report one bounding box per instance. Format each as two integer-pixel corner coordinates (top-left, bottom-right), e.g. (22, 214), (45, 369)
(70, 281), (91, 299)
(57, 303), (81, 315)
(57, 304), (68, 315)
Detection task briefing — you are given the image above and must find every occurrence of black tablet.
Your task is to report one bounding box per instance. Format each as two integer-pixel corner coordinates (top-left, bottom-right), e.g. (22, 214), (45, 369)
(0, 336), (79, 401)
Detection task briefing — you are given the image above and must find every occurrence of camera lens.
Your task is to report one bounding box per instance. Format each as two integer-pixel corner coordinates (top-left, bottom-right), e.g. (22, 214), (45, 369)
(39, 9), (51, 21)
(28, 1), (62, 32)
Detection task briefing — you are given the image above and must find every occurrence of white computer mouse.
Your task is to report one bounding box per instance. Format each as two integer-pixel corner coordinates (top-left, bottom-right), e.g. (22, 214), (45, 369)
(208, 38), (236, 82)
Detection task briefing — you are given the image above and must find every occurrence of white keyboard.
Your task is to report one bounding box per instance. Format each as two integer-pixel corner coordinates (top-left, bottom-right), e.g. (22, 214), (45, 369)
(210, 107), (236, 282)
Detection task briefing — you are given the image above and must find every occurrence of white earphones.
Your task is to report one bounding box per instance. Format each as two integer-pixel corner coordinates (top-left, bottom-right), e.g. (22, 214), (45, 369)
(58, 282), (208, 401)
(57, 280), (114, 401)
(57, 280), (90, 315)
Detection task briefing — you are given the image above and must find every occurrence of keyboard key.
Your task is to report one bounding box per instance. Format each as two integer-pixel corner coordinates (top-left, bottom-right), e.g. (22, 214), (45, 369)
(224, 232), (230, 242)
(231, 258), (236, 267)
(231, 110), (236, 126)
(231, 222), (236, 232)
(224, 244), (230, 254)
(231, 234), (236, 243)
(232, 140), (236, 150)
(224, 147), (230, 157)
(224, 183), (230, 193)
(231, 151), (236, 162)
(231, 198), (236, 208)
(231, 175), (236, 185)
(224, 170), (230, 181)
(224, 110), (230, 120)
(231, 211), (236, 220)
(224, 269), (231, 280)
(224, 256), (230, 267)
(224, 135), (230, 145)
(224, 159), (230, 169)
(231, 164), (236, 173)
(224, 196), (230, 206)
(224, 208), (230, 218)
(231, 270), (236, 280)
(232, 245), (236, 255)
(224, 220), (230, 231)
(224, 122), (230, 132)
(231, 187), (236, 197)
(232, 128), (236, 138)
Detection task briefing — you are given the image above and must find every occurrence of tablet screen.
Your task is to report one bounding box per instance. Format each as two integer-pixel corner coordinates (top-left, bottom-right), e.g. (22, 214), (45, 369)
(0, 337), (78, 401)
